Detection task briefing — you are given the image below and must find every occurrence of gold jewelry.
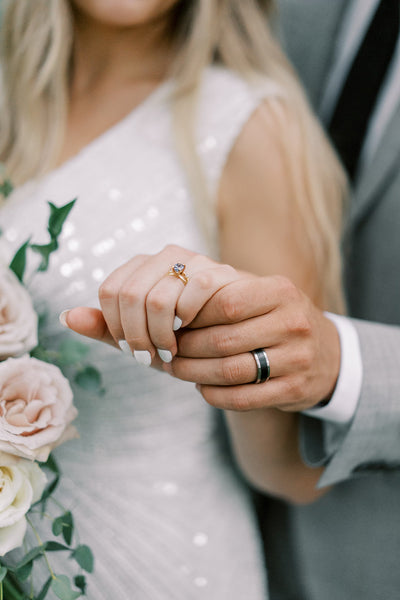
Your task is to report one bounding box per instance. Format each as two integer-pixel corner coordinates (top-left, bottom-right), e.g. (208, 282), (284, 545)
(168, 262), (188, 286)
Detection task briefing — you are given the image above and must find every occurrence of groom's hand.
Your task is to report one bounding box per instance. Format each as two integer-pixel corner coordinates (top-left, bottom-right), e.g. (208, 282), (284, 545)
(168, 275), (341, 412)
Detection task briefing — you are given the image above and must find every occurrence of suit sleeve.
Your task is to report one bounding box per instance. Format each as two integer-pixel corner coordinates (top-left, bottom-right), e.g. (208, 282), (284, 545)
(300, 318), (400, 488)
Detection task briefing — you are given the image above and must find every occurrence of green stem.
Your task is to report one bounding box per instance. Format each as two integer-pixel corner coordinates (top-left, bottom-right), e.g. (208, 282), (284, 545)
(26, 516), (55, 580)
(50, 496), (67, 513)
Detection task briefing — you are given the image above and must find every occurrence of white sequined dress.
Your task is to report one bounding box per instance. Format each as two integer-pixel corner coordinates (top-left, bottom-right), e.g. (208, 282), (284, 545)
(1, 67), (280, 599)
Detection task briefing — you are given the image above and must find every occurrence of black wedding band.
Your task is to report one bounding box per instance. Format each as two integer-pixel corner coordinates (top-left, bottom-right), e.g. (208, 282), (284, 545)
(251, 348), (270, 384)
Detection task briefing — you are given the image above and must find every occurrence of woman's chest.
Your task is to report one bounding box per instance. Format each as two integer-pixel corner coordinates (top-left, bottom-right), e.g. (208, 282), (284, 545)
(0, 143), (208, 310)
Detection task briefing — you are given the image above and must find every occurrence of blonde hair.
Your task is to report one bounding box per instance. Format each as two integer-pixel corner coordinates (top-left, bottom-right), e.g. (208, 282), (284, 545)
(0, 0), (346, 311)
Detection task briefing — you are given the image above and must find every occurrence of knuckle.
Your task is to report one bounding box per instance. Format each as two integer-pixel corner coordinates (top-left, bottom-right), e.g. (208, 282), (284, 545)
(125, 336), (148, 348)
(164, 243), (178, 254)
(98, 281), (115, 302)
(146, 290), (167, 314)
(220, 294), (243, 323)
(288, 313), (312, 337)
(192, 270), (214, 291)
(229, 389), (253, 412)
(299, 344), (314, 370)
(275, 275), (301, 303)
(220, 358), (242, 384)
(212, 332), (234, 356)
(284, 377), (304, 402)
(119, 285), (141, 306)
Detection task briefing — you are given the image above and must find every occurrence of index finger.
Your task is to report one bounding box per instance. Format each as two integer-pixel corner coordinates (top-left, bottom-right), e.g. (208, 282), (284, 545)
(189, 275), (284, 328)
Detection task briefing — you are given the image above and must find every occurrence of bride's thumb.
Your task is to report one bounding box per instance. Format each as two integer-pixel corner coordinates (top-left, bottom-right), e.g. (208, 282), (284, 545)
(59, 307), (118, 348)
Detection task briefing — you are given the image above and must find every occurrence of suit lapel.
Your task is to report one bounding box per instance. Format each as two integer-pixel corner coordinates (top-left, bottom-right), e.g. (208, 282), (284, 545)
(307, 0), (349, 107)
(350, 103), (400, 229)
(278, 0), (348, 106)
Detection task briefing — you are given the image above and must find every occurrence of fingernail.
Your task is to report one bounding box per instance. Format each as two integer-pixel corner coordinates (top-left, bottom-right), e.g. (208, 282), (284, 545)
(157, 348), (173, 363)
(118, 340), (132, 355)
(173, 316), (182, 331)
(134, 350), (152, 367)
(59, 310), (70, 328)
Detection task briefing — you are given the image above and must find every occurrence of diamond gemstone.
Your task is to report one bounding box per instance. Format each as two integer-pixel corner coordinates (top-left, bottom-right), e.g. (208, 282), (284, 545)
(173, 263), (185, 274)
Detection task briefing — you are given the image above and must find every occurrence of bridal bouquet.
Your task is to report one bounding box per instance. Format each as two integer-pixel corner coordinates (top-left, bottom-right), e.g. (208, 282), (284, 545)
(0, 198), (97, 599)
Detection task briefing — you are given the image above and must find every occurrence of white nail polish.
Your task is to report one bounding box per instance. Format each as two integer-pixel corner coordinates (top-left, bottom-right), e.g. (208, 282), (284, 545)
(134, 350), (152, 367)
(118, 340), (132, 355)
(157, 349), (173, 363)
(59, 310), (70, 328)
(173, 316), (182, 331)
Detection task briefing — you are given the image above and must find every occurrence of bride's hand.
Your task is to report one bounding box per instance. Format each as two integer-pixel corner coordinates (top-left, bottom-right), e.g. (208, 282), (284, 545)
(60, 245), (240, 365)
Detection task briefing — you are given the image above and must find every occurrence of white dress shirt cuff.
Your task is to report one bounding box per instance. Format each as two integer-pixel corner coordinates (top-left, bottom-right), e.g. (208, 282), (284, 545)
(303, 312), (363, 424)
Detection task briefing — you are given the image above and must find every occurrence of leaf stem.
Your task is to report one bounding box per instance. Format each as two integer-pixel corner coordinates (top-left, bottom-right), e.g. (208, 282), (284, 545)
(50, 496), (67, 513)
(26, 516), (55, 580)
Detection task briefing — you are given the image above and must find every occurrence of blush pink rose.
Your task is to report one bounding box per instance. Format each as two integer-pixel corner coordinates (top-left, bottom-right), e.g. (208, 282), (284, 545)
(0, 356), (78, 461)
(0, 266), (38, 360)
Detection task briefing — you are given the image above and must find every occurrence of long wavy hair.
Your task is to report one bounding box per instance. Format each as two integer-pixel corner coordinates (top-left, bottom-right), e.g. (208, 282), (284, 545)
(0, 0), (346, 311)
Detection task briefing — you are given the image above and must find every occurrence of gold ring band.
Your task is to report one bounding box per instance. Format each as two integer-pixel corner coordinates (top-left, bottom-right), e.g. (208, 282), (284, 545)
(168, 263), (188, 286)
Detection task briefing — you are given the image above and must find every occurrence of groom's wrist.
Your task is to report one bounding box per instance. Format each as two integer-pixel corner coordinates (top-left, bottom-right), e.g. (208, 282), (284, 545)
(303, 312), (363, 424)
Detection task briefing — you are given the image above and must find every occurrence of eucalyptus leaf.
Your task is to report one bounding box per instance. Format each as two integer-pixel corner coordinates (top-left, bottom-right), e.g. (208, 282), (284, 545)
(3, 576), (27, 600)
(34, 473), (60, 507)
(0, 565), (7, 582)
(58, 339), (90, 366)
(52, 512), (74, 546)
(70, 546), (94, 574)
(73, 575), (86, 595)
(30, 345), (53, 364)
(45, 542), (70, 552)
(35, 575), (53, 600)
(47, 200), (76, 239)
(30, 239), (58, 272)
(0, 178), (13, 198)
(74, 366), (102, 392)
(15, 561), (32, 581)
(44, 453), (60, 476)
(51, 575), (81, 600)
(9, 238), (30, 282)
(15, 545), (44, 569)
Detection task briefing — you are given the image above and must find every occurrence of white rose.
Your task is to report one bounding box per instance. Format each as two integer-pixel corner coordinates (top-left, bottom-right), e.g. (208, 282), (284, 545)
(0, 265), (38, 360)
(0, 458), (47, 555)
(0, 356), (78, 461)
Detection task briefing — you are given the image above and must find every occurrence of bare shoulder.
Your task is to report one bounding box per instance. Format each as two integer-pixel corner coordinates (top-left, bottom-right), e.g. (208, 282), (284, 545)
(222, 96), (300, 184)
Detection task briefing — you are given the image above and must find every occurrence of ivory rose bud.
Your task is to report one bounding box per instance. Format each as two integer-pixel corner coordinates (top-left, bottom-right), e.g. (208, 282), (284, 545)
(0, 266), (38, 360)
(0, 356), (78, 461)
(0, 458), (47, 555)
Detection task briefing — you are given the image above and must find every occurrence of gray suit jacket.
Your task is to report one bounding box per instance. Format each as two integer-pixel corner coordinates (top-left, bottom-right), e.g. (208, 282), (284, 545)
(261, 2), (400, 598)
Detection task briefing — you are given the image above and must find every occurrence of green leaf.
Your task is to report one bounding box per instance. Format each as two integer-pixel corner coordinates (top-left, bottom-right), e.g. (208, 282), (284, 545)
(74, 366), (102, 392)
(71, 545), (94, 574)
(9, 238), (30, 282)
(36, 473), (60, 507)
(0, 565), (7, 582)
(44, 541), (70, 552)
(0, 178), (13, 198)
(52, 512), (74, 545)
(44, 453), (60, 476)
(47, 200), (76, 240)
(2, 575), (26, 600)
(58, 339), (89, 366)
(30, 239), (58, 272)
(15, 561), (32, 581)
(15, 545), (44, 570)
(35, 575), (53, 600)
(51, 575), (81, 600)
(73, 575), (86, 595)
